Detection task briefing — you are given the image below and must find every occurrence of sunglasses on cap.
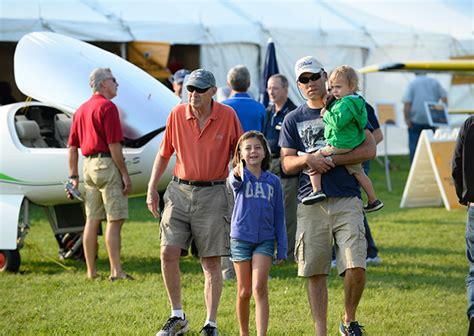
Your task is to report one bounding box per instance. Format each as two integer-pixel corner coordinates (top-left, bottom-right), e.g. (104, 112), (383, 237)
(298, 72), (322, 84)
(187, 86), (210, 93)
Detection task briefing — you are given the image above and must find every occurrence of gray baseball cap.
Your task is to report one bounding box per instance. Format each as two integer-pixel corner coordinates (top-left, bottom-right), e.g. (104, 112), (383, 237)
(171, 69), (190, 84)
(186, 69), (216, 90)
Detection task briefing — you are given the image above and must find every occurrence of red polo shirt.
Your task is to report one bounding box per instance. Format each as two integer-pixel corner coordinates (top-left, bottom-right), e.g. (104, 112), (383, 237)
(68, 94), (124, 156)
(160, 101), (243, 181)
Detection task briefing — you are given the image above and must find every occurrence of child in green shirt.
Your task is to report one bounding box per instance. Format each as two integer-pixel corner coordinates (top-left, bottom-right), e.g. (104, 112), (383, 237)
(302, 65), (383, 212)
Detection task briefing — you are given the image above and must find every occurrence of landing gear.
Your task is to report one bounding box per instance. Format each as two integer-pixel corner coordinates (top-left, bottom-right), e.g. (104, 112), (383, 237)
(0, 198), (30, 273)
(0, 249), (21, 272)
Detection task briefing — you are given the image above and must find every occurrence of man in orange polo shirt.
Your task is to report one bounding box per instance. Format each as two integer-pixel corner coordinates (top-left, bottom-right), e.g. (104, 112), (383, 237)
(147, 69), (243, 336)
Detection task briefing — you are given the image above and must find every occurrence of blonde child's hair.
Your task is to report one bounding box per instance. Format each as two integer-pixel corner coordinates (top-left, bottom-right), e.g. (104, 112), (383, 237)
(232, 131), (271, 171)
(329, 65), (360, 92)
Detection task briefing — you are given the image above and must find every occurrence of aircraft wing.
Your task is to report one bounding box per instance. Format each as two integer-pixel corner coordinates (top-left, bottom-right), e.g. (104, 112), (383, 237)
(359, 60), (474, 87)
(358, 60), (474, 74)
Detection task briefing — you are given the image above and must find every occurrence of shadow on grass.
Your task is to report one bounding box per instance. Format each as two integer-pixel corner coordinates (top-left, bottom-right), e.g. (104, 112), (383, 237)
(381, 245), (462, 257)
(19, 255), (203, 277)
(17, 242), (464, 293)
(389, 218), (462, 225)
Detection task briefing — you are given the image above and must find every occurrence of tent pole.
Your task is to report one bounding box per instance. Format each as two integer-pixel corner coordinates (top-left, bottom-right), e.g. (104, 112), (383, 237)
(120, 43), (127, 59)
(384, 123), (392, 192)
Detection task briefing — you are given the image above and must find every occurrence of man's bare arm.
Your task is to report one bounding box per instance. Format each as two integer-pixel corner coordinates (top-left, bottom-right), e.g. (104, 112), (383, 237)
(146, 152), (171, 218)
(332, 129), (376, 166)
(67, 146), (79, 189)
(281, 147), (334, 175)
(372, 128), (383, 145)
(403, 102), (412, 128)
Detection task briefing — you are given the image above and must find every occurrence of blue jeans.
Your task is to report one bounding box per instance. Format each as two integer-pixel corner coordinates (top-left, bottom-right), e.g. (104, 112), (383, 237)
(466, 206), (474, 319)
(230, 238), (274, 262)
(408, 123), (436, 163)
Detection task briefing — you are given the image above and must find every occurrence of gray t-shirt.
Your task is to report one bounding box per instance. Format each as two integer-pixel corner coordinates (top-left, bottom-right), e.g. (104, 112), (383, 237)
(402, 75), (447, 125)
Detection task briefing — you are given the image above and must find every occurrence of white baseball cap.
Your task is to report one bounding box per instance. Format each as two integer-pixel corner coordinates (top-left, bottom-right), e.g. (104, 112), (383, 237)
(295, 56), (324, 80)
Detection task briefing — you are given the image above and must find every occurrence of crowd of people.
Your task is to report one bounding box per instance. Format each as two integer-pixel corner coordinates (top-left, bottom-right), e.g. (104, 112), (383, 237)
(65, 54), (467, 336)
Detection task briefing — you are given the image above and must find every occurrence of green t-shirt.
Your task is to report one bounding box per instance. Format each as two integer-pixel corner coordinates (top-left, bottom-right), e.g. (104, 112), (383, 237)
(323, 94), (367, 149)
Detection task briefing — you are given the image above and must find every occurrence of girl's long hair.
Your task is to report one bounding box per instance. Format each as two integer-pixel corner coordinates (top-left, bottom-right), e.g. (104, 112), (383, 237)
(232, 131), (271, 171)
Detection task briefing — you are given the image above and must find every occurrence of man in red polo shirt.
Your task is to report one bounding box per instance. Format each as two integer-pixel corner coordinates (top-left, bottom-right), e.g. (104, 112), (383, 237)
(68, 67), (132, 281)
(147, 69), (243, 336)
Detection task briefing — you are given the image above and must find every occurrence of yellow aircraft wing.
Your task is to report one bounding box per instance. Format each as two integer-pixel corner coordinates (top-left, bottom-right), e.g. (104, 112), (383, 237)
(358, 60), (474, 74)
(359, 59), (474, 114)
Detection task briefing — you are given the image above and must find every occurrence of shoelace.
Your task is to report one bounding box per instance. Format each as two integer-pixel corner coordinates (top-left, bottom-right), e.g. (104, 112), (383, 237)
(162, 317), (182, 331)
(347, 322), (365, 336)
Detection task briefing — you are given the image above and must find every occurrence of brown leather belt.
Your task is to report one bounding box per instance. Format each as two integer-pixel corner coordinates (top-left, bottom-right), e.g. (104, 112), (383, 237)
(86, 152), (111, 158)
(172, 176), (225, 187)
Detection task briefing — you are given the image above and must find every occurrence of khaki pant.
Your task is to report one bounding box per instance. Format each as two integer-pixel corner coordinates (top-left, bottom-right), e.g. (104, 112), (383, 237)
(296, 197), (366, 276)
(83, 156), (128, 221)
(160, 181), (231, 258)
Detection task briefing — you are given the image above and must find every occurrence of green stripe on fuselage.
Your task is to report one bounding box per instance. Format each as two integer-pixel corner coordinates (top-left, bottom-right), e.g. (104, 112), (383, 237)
(0, 173), (23, 182)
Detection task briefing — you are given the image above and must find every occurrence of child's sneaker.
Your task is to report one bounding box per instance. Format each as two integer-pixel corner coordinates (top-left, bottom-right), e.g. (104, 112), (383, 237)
(302, 191), (327, 205)
(363, 199), (384, 213)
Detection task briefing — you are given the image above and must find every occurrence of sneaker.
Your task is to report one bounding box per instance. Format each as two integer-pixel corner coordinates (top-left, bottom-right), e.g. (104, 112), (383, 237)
(302, 191), (327, 205)
(364, 199), (384, 213)
(200, 324), (219, 336)
(331, 259), (337, 268)
(156, 316), (189, 336)
(366, 256), (382, 265)
(339, 320), (365, 336)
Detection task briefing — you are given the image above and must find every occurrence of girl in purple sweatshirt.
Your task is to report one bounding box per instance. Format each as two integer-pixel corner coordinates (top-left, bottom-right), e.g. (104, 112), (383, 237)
(229, 131), (287, 336)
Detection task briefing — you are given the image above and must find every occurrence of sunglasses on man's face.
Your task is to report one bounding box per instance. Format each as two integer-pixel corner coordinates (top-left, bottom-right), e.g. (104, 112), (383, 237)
(298, 73), (322, 84)
(106, 77), (117, 84)
(187, 86), (210, 94)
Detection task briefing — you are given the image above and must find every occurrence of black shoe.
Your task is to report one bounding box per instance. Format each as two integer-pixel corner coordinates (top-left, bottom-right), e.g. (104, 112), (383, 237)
(364, 199), (384, 213)
(200, 324), (219, 336)
(302, 191), (327, 205)
(156, 316), (189, 336)
(339, 320), (365, 336)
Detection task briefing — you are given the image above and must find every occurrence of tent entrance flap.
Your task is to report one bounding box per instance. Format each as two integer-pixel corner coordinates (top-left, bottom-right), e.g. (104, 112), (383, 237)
(127, 42), (171, 80)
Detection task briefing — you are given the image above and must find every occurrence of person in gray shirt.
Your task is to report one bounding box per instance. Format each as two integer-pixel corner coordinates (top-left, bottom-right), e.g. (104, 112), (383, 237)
(402, 73), (447, 162)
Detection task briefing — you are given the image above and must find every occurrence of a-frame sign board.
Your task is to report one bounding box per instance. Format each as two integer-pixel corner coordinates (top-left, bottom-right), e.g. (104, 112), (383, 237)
(400, 129), (463, 211)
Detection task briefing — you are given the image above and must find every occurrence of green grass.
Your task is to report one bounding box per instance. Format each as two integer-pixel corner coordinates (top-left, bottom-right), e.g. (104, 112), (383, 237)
(0, 156), (468, 335)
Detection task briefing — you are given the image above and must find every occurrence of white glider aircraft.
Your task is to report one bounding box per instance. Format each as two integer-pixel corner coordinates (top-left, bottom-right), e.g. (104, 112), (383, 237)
(0, 32), (179, 272)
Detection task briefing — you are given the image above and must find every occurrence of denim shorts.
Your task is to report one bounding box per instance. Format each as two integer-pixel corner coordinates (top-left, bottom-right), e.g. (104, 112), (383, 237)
(230, 238), (274, 262)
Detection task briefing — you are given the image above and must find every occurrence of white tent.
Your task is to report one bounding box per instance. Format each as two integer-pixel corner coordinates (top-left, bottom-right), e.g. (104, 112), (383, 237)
(1, 0), (472, 146)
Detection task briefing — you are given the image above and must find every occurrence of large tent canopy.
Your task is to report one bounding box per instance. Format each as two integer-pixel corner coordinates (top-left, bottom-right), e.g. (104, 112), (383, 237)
(1, 0), (472, 120)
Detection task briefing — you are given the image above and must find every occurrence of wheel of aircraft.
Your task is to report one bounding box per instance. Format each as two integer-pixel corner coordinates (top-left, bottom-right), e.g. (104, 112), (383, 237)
(0, 249), (21, 272)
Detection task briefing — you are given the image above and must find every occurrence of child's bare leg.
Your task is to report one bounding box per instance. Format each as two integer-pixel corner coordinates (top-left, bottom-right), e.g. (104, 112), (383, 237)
(252, 254), (272, 336)
(310, 173), (322, 193)
(234, 261), (252, 336)
(353, 172), (377, 203)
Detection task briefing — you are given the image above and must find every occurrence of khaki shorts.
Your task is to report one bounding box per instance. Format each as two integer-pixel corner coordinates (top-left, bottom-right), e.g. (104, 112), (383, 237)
(83, 156), (128, 221)
(295, 197), (366, 276)
(160, 180), (231, 258)
(320, 145), (363, 175)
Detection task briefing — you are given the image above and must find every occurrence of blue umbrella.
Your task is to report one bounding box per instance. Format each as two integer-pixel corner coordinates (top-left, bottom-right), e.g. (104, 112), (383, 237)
(259, 38), (279, 108)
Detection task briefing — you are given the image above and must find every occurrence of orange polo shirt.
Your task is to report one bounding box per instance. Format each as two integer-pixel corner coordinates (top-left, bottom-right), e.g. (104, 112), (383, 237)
(160, 101), (243, 181)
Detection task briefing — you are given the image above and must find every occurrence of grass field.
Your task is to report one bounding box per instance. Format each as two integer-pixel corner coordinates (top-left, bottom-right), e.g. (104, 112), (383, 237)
(0, 155), (468, 335)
